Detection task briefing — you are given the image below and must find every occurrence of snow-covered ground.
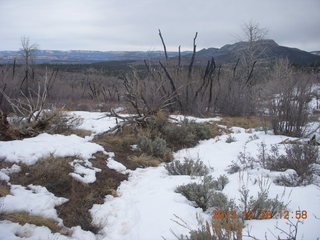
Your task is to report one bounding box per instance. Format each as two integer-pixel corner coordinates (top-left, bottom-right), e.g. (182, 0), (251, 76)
(0, 112), (319, 239)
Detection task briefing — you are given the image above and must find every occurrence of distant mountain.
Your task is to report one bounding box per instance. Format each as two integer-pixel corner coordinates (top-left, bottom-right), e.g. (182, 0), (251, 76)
(0, 50), (191, 64)
(311, 51), (320, 56)
(181, 40), (320, 66)
(1, 40), (319, 65)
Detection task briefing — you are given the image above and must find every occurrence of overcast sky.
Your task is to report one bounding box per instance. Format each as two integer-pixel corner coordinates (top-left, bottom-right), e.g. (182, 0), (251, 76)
(0, 0), (319, 52)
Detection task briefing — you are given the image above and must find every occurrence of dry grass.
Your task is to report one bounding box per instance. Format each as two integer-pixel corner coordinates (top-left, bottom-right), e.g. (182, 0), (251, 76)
(105, 133), (137, 147)
(211, 218), (244, 240)
(93, 130), (141, 170)
(128, 154), (162, 167)
(177, 215), (243, 240)
(0, 158), (15, 169)
(10, 153), (127, 233)
(63, 128), (93, 138)
(10, 154), (74, 196)
(218, 116), (263, 129)
(209, 121), (232, 135)
(57, 152), (127, 232)
(0, 180), (10, 197)
(0, 212), (63, 234)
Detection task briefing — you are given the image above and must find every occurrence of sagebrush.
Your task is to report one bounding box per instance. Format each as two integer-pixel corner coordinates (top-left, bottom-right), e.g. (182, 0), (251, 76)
(165, 157), (209, 176)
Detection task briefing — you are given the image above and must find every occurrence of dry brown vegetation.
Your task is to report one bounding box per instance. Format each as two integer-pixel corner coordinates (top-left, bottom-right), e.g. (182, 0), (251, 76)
(175, 215), (243, 240)
(0, 180), (10, 197)
(93, 128), (142, 170)
(62, 128), (93, 138)
(127, 154), (162, 167)
(0, 212), (63, 234)
(217, 116), (263, 129)
(10, 153), (127, 232)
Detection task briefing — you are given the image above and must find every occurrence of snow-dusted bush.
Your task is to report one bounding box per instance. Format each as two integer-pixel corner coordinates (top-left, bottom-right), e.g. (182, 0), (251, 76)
(259, 143), (319, 186)
(165, 157), (209, 176)
(273, 169), (312, 187)
(214, 175), (229, 191)
(226, 162), (241, 174)
(137, 136), (172, 161)
(225, 135), (236, 143)
(263, 58), (313, 137)
(226, 145), (257, 173)
(34, 110), (82, 135)
(175, 175), (229, 211)
(239, 185), (286, 220)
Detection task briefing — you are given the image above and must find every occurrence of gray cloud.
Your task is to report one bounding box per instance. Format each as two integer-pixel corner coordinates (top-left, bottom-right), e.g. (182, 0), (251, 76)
(0, 0), (319, 51)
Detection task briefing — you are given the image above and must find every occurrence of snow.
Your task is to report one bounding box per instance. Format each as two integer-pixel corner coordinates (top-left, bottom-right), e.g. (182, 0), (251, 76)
(0, 221), (96, 240)
(90, 167), (205, 240)
(69, 159), (102, 184)
(0, 164), (21, 181)
(70, 111), (121, 136)
(105, 151), (127, 173)
(1, 185), (68, 222)
(170, 114), (221, 123)
(0, 133), (104, 165)
(107, 159), (127, 173)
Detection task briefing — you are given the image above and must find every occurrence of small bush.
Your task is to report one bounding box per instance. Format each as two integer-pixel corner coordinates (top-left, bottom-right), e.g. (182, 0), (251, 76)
(225, 135), (236, 143)
(239, 185), (286, 220)
(175, 215), (243, 240)
(35, 110), (82, 135)
(165, 157), (209, 176)
(226, 145), (256, 173)
(145, 111), (170, 133)
(137, 136), (172, 161)
(214, 175), (229, 191)
(258, 143), (319, 186)
(226, 162), (241, 174)
(6, 110), (82, 139)
(175, 175), (230, 211)
(247, 134), (259, 142)
(162, 119), (212, 149)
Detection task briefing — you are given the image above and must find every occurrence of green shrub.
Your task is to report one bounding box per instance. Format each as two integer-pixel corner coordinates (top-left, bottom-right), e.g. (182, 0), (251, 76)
(137, 136), (172, 161)
(162, 119), (212, 149)
(213, 175), (229, 191)
(138, 136), (153, 154)
(145, 112), (170, 133)
(165, 157), (209, 176)
(162, 123), (195, 148)
(175, 175), (230, 211)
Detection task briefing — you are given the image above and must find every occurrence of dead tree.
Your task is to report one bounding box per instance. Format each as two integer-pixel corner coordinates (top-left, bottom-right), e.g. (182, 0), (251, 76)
(0, 69), (49, 124)
(19, 37), (38, 95)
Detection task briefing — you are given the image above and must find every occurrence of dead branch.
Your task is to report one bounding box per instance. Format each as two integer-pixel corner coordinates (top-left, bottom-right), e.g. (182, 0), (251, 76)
(159, 29), (168, 60)
(188, 32), (198, 77)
